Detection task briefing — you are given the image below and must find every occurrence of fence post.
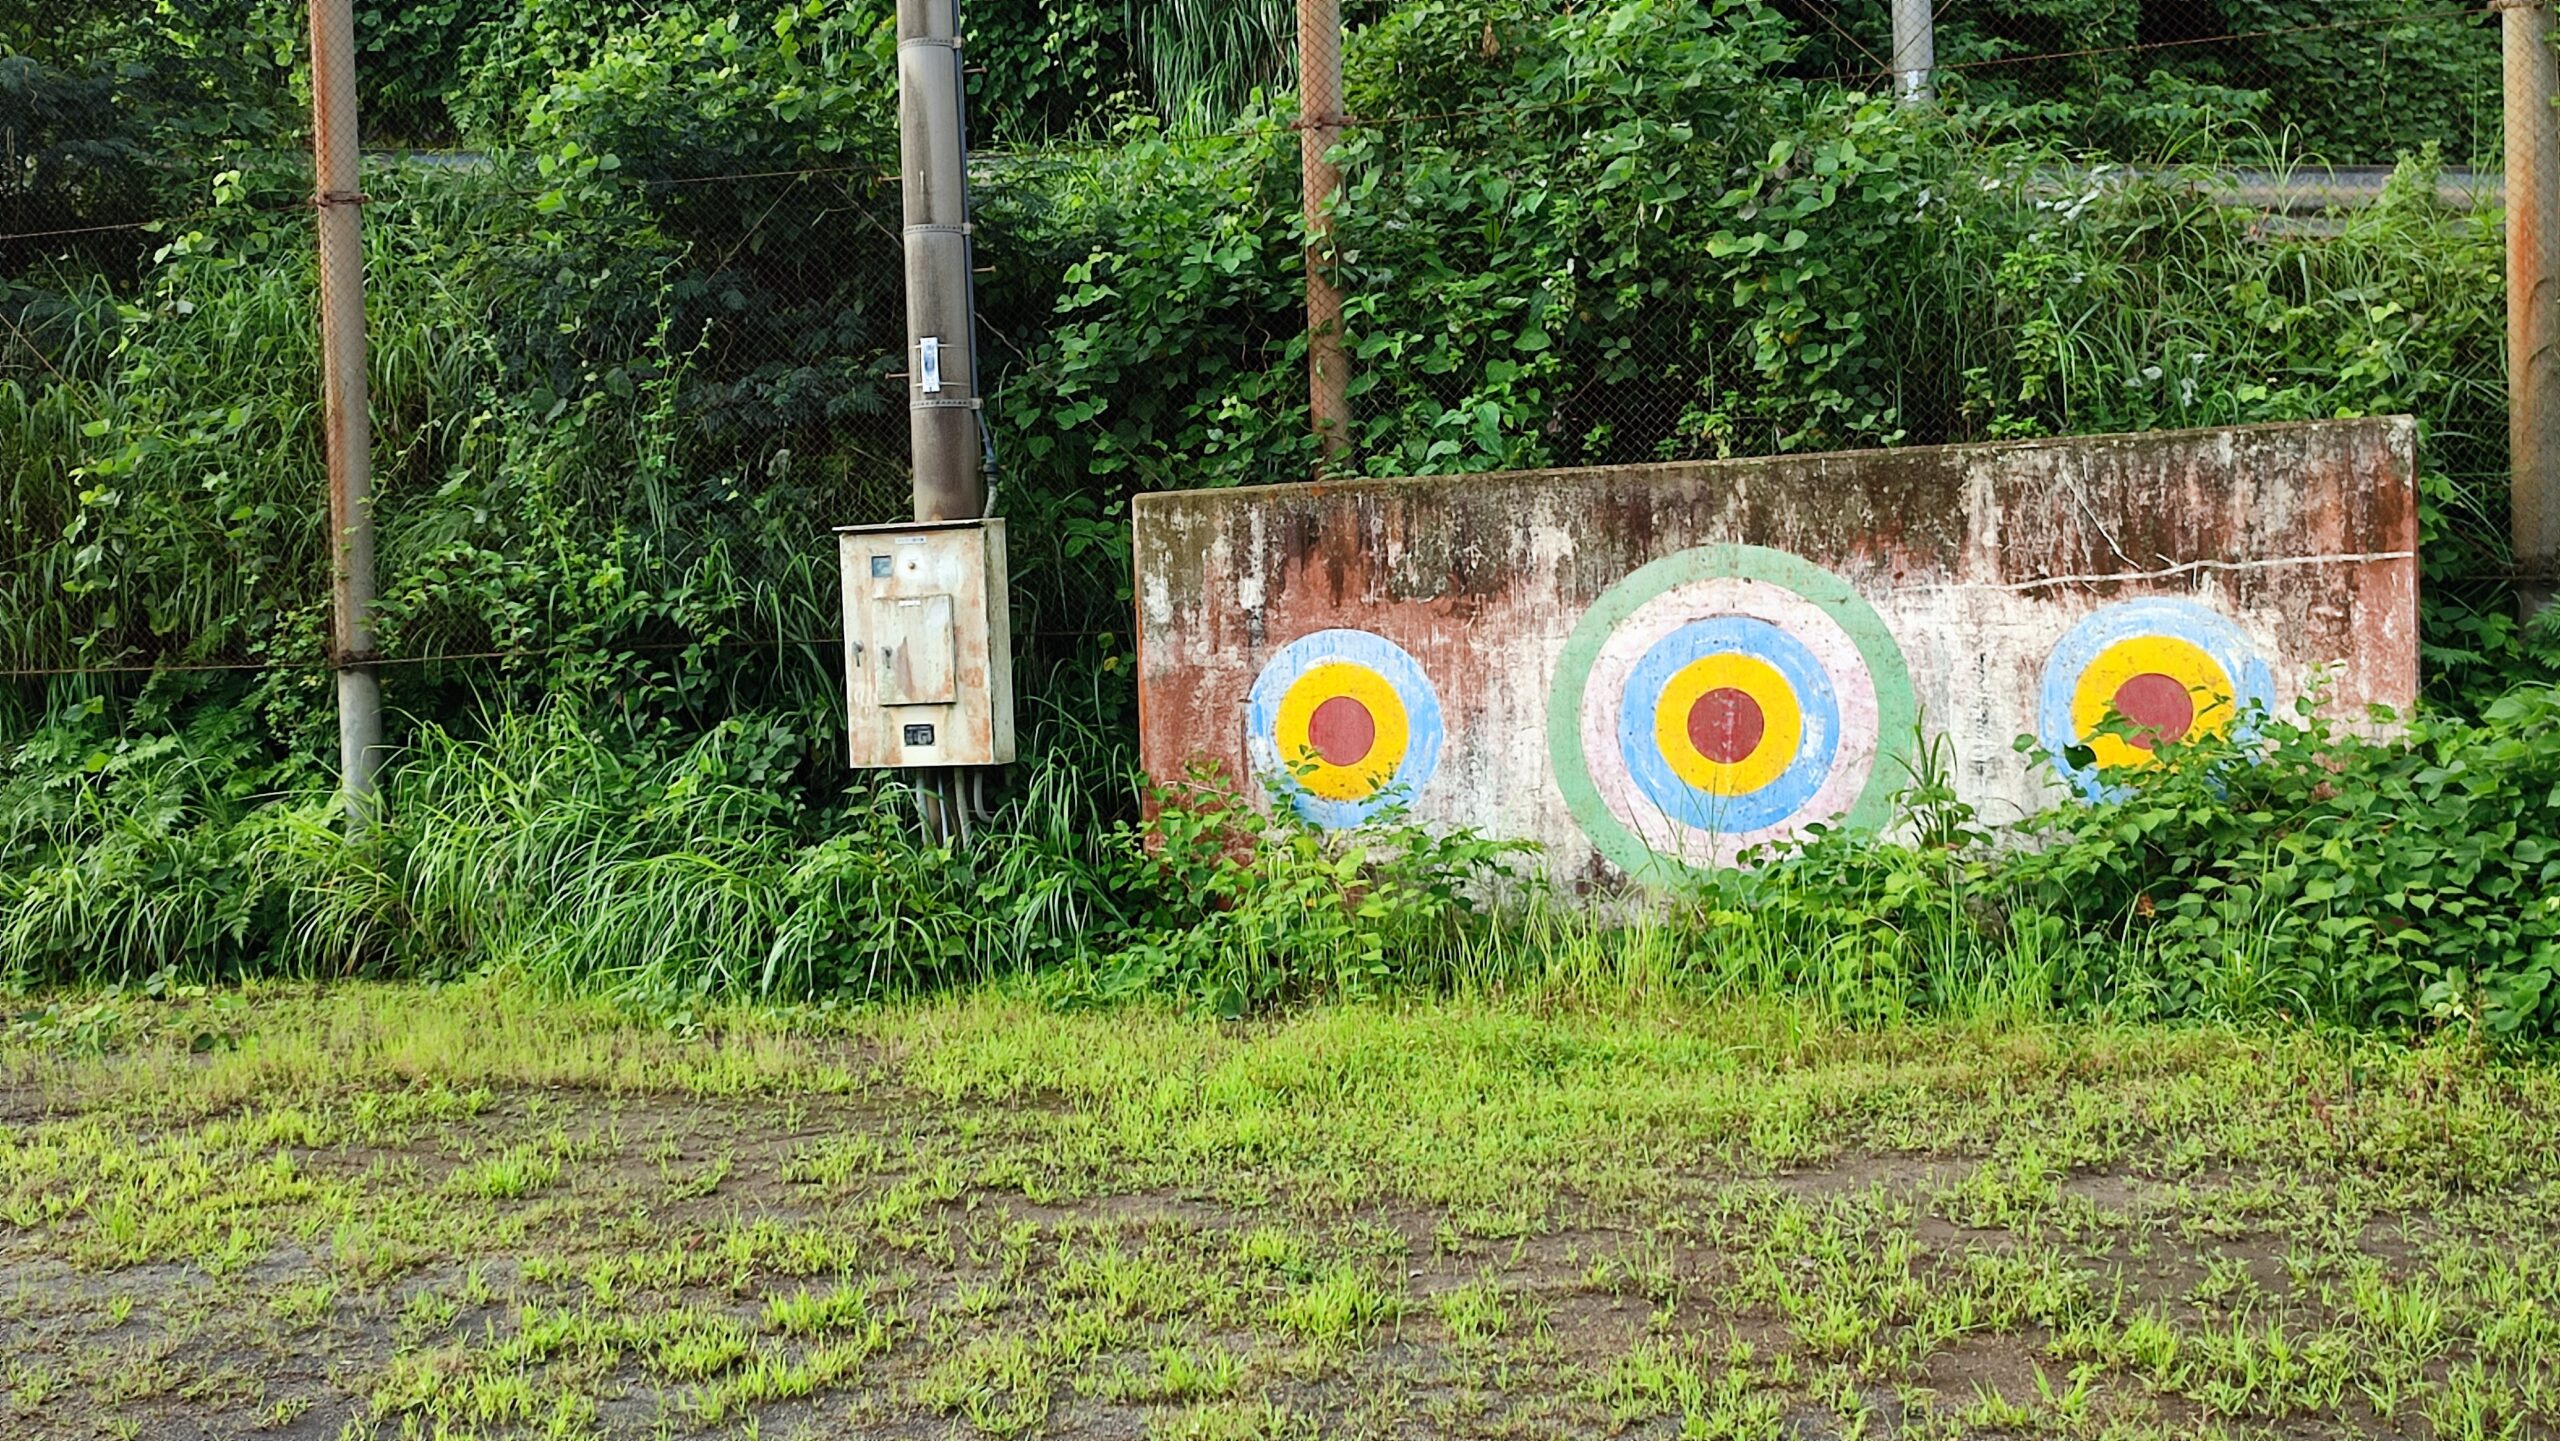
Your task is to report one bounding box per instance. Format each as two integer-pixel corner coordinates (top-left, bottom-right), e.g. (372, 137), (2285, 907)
(2508, 0), (2560, 616)
(1300, 0), (1350, 475)
(309, 0), (382, 828)
(1891, 0), (1935, 104)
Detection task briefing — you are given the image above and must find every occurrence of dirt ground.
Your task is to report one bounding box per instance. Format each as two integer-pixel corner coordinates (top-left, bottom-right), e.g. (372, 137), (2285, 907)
(1, 982), (2555, 1440)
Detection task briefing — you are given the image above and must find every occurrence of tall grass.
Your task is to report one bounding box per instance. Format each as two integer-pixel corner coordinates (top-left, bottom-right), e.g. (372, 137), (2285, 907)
(0, 700), (1124, 1001)
(11, 685), (2560, 1049)
(1122, 0), (1295, 132)
(392, 708), (1133, 1004)
(0, 703), (367, 981)
(3, 172), (499, 673)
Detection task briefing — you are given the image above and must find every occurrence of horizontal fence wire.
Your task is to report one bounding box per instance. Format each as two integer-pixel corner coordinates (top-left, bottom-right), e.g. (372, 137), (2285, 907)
(0, 634), (1116, 682)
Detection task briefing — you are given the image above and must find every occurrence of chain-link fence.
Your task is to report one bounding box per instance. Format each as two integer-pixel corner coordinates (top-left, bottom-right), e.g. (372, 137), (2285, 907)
(0, 0), (2523, 733)
(1794, 0), (2500, 163)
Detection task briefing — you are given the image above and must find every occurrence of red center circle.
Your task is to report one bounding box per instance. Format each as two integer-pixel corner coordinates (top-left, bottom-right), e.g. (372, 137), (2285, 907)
(1686, 687), (1767, 766)
(1307, 695), (1378, 768)
(2113, 672), (2196, 749)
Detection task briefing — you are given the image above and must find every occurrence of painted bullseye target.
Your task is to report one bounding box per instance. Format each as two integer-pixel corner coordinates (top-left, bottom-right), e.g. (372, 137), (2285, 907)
(2038, 597), (2276, 799)
(1623, 618), (1837, 832)
(1248, 630), (1445, 828)
(1549, 546), (1917, 878)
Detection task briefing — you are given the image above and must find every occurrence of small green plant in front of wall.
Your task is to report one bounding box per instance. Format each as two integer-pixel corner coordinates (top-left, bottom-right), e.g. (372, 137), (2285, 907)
(1709, 683), (2560, 1043)
(1046, 769), (1529, 1017)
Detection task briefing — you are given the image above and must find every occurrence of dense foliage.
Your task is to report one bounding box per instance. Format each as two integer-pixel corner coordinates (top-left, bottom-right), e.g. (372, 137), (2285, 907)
(1791, 0), (2501, 166)
(3, 0), (2553, 1041)
(1724, 691), (2560, 1041)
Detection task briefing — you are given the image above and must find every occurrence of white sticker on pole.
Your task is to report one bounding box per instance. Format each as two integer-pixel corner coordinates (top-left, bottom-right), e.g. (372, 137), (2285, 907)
(919, 336), (943, 393)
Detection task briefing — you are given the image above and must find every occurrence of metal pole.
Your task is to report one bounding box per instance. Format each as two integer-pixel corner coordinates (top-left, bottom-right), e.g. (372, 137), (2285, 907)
(1891, 0), (1935, 105)
(898, 0), (984, 523)
(310, 0), (382, 827)
(2506, 0), (2560, 616)
(896, 0), (983, 842)
(1299, 0), (1350, 474)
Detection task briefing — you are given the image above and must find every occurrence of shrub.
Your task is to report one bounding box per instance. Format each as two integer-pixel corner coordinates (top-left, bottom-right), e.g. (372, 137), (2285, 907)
(1706, 689), (2560, 1042)
(1050, 776), (1528, 1016)
(0, 678), (355, 986)
(2005, 688), (2560, 1039)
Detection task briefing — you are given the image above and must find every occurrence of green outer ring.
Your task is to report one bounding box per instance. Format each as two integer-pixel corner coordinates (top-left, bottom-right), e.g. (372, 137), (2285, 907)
(1546, 544), (1920, 884)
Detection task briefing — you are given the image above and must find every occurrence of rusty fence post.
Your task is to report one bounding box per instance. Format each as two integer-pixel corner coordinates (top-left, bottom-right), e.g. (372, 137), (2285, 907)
(310, 0), (382, 828)
(1300, 0), (1350, 476)
(2507, 0), (2560, 618)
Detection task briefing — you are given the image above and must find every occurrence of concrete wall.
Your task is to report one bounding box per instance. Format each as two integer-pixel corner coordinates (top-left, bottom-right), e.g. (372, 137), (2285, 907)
(1133, 419), (2420, 886)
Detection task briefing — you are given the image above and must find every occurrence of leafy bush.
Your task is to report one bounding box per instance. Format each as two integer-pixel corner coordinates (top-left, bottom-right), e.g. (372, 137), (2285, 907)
(511, 4), (907, 456)
(455, 0), (1108, 144)
(0, 55), (168, 281)
(6, 0), (2525, 694)
(1696, 690), (2560, 1043)
(1056, 776), (1526, 1015)
(1012, 62), (2519, 684)
(2007, 689), (2560, 1039)
(1797, 0), (2498, 166)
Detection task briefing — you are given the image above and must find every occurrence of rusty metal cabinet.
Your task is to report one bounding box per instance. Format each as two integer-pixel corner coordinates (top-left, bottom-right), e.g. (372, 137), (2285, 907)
(838, 519), (1015, 767)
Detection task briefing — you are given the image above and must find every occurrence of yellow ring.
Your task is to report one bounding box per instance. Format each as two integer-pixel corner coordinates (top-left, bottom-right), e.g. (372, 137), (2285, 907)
(1275, 664), (1410, 802)
(2070, 635), (2233, 773)
(1651, 653), (1802, 797)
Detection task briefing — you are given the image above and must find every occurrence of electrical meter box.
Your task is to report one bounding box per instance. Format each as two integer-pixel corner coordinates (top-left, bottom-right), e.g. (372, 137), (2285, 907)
(837, 518), (1015, 768)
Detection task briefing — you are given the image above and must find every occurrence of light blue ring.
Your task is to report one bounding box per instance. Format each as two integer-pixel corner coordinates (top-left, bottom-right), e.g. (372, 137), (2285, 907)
(2037, 597), (2276, 801)
(1617, 617), (1840, 834)
(1246, 629), (1446, 829)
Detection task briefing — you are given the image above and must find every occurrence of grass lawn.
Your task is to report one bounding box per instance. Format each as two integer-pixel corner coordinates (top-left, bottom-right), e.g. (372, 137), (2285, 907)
(1, 982), (2555, 1439)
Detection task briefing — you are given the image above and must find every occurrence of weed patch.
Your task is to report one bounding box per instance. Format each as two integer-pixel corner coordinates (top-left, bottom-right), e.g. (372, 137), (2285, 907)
(0, 982), (2557, 1435)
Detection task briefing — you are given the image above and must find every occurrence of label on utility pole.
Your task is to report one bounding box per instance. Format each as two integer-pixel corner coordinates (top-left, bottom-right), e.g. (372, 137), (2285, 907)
(919, 337), (943, 393)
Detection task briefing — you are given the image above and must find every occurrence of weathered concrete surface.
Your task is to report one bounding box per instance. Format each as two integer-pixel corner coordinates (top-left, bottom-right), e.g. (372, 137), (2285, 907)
(1134, 419), (2420, 886)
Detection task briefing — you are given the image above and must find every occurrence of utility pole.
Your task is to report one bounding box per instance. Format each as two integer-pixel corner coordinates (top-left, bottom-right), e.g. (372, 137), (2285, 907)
(1299, 0), (1350, 474)
(896, 0), (985, 840)
(898, 0), (984, 523)
(1891, 0), (1935, 105)
(309, 0), (382, 827)
(2506, 0), (2560, 616)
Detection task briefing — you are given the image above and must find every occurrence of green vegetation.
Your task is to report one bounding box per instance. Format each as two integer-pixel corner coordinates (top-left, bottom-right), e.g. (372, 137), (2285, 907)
(2, 981), (2558, 1436)
(12, 683), (2560, 1053)
(1796, 0), (2502, 166)
(2, 0), (2553, 1051)
(1719, 689), (2560, 1042)
(8, 15), (2551, 1434)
